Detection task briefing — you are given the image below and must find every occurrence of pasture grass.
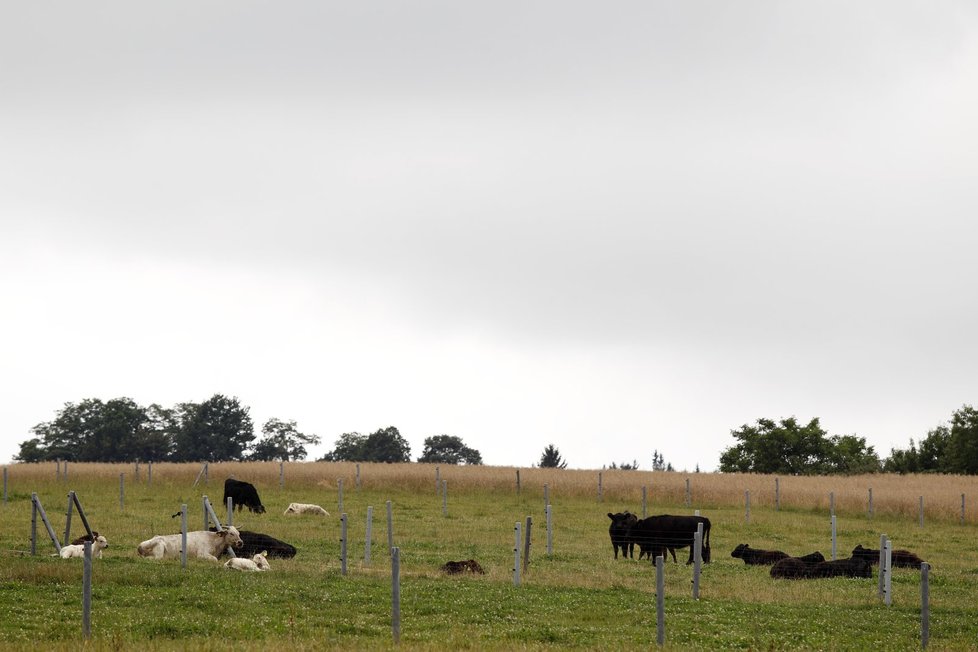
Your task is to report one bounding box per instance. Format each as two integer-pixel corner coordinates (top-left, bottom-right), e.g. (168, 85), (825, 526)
(0, 462), (976, 650)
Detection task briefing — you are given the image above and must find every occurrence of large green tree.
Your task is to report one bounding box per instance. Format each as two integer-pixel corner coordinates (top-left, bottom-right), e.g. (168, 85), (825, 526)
(320, 432), (367, 462)
(249, 418), (320, 461)
(946, 405), (978, 474)
(19, 398), (152, 462)
(417, 435), (482, 465)
(169, 394), (255, 462)
(321, 426), (412, 463)
(883, 406), (977, 474)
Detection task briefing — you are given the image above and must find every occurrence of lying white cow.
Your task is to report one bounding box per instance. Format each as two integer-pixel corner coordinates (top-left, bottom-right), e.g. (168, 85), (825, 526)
(224, 550), (270, 572)
(284, 502), (330, 516)
(60, 535), (109, 559)
(137, 526), (243, 561)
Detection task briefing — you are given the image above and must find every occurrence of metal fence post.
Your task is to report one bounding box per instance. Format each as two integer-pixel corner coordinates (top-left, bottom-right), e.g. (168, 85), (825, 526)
(391, 547), (401, 644)
(656, 555), (665, 646)
(82, 540), (92, 639)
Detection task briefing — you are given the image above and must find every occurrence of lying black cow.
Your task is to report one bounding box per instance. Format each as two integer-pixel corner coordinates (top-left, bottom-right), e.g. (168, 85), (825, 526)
(214, 529), (296, 558)
(223, 478), (266, 514)
(851, 544), (925, 568)
(731, 543), (790, 565)
(772, 555), (869, 579)
(607, 511), (638, 559)
(629, 514), (711, 564)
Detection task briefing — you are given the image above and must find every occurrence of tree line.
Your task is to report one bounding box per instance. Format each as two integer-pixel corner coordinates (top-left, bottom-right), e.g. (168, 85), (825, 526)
(717, 405), (978, 475)
(14, 395), (484, 465)
(16, 396), (978, 475)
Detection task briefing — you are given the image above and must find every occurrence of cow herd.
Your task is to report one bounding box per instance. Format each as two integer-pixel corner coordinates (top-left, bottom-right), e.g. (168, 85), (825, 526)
(55, 478), (328, 571)
(610, 510), (926, 582)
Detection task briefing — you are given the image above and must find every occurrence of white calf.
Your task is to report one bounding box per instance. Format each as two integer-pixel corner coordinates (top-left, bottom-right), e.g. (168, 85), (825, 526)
(224, 551), (270, 572)
(60, 535), (109, 559)
(137, 526), (243, 562)
(284, 502), (330, 516)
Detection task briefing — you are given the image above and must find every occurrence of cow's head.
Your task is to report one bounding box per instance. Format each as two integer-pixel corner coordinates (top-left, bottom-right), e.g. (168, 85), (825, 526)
(250, 504), (266, 514)
(221, 526), (245, 549)
(607, 512), (637, 530)
(731, 543), (748, 558)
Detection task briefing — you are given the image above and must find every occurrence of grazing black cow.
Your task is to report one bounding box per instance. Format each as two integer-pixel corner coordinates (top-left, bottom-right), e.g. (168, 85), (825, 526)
(851, 544), (925, 568)
(629, 514), (711, 564)
(731, 543), (790, 565)
(607, 512), (638, 559)
(771, 555), (869, 579)
(223, 478), (266, 514)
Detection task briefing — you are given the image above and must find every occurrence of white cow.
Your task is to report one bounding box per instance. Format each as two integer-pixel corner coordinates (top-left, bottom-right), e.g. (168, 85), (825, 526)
(284, 502), (330, 516)
(59, 535), (109, 559)
(137, 526), (244, 562)
(224, 551), (271, 572)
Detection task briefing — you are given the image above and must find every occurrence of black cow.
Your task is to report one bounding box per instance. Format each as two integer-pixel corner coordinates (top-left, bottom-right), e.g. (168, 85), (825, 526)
(223, 478), (266, 514)
(215, 529), (296, 558)
(607, 511), (638, 559)
(851, 544), (925, 568)
(629, 514), (711, 564)
(771, 555), (869, 579)
(731, 543), (790, 565)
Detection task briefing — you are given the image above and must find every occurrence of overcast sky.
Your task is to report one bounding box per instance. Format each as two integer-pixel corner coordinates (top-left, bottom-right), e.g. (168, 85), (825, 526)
(2, 2), (976, 471)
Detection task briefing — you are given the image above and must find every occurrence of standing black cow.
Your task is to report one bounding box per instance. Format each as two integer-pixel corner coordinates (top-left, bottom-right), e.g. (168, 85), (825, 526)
(223, 478), (266, 514)
(607, 512), (638, 559)
(630, 514), (711, 564)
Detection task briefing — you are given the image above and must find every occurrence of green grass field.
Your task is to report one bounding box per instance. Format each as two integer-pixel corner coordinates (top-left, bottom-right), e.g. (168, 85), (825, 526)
(1, 462), (976, 650)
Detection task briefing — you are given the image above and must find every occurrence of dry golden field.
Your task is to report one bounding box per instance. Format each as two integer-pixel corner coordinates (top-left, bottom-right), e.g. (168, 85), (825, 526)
(6, 460), (978, 523)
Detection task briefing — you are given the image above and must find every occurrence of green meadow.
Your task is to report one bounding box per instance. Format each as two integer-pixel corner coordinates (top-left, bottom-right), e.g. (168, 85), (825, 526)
(0, 462), (976, 651)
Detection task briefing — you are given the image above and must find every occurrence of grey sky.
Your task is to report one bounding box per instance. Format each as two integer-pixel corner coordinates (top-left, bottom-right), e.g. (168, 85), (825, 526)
(2, 2), (977, 470)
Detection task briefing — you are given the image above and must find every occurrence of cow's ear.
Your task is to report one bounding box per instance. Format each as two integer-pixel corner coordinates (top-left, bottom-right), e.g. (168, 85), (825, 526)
(218, 530), (228, 538)
(607, 513), (615, 519)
